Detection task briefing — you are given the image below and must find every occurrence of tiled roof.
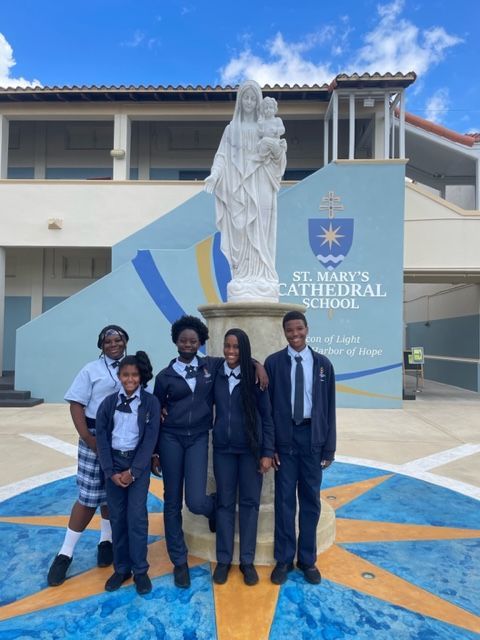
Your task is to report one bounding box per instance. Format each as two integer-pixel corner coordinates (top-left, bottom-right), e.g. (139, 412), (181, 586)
(405, 112), (477, 148)
(0, 73), (416, 103)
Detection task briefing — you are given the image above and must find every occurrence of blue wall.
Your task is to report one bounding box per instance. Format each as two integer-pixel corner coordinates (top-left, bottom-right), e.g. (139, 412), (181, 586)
(3, 297), (31, 372)
(16, 161), (405, 405)
(407, 315), (480, 391)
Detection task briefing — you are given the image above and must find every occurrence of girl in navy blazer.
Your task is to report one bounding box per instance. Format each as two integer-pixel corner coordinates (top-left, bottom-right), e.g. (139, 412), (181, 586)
(96, 351), (160, 595)
(212, 328), (274, 586)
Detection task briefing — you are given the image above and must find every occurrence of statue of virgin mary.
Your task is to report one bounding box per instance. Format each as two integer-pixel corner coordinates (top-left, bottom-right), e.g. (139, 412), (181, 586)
(205, 80), (287, 302)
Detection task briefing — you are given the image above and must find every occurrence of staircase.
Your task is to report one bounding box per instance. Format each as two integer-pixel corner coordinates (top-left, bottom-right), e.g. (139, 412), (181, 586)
(0, 371), (44, 408)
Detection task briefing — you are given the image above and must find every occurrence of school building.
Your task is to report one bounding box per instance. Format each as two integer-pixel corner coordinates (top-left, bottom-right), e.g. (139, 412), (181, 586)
(0, 72), (479, 403)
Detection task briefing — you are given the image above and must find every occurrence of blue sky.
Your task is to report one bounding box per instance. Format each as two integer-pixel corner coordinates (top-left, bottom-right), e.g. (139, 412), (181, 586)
(0, 0), (478, 132)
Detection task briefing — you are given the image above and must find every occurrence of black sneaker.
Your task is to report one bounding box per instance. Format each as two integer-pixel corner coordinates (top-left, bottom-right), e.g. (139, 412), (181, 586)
(212, 563), (231, 585)
(297, 562), (321, 585)
(240, 563), (259, 586)
(47, 554), (72, 587)
(134, 573), (152, 595)
(270, 562), (294, 585)
(208, 494), (217, 533)
(105, 571), (132, 592)
(173, 563), (190, 588)
(97, 541), (113, 567)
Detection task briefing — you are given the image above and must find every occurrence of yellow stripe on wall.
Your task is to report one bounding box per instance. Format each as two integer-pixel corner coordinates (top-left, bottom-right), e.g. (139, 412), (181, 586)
(196, 237), (221, 304)
(336, 383), (401, 401)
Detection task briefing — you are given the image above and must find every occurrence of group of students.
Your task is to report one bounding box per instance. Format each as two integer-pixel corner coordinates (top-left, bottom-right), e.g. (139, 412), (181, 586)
(47, 311), (336, 595)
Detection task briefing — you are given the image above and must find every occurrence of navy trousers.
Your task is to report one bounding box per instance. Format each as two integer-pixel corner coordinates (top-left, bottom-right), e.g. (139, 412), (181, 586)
(213, 450), (263, 565)
(160, 430), (215, 566)
(105, 450), (150, 576)
(274, 425), (323, 567)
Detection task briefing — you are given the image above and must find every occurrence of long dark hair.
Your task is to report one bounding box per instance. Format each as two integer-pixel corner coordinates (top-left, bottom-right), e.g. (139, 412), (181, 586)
(225, 328), (259, 458)
(118, 351), (153, 388)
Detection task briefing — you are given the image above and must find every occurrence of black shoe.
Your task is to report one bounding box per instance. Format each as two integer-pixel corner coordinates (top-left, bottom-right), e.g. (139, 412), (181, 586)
(173, 563), (190, 588)
(208, 494), (217, 533)
(47, 554), (72, 587)
(134, 573), (152, 595)
(297, 562), (322, 585)
(212, 563), (231, 585)
(105, 571), (132, 592)
(270, 562), (294, 585)
(97, 541), (113, 567)
(240, 563), (259, 586)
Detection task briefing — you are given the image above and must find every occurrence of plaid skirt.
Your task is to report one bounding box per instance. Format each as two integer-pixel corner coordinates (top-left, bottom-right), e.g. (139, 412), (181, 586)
(77, 419), (107, 508)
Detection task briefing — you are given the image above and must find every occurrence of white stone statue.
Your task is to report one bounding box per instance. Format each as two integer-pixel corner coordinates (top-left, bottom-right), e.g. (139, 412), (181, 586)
(204, 80), (287, 302)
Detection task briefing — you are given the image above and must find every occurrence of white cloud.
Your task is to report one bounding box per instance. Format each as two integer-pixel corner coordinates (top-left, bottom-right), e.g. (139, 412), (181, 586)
(122, 30), (145, 48)
(351, 0), (463, 75)
(220, 0), (462, 86)
(425, 88), (449, 124)
(221, 32), (335, 86)
(0, 33), (41, 88)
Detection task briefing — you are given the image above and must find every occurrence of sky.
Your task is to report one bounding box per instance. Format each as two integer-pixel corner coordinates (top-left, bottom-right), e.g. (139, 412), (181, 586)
(0, 0), (478, 132)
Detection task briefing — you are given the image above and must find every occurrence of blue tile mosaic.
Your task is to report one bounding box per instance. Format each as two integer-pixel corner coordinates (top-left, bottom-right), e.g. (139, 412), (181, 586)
(0, 475), (163, 517)
(270, 573), (480, 640)
(342, 539), (480, 617)
(336, 474), (480, 528)
(321, 461), (389, 490)
(0, 565), (216, 640)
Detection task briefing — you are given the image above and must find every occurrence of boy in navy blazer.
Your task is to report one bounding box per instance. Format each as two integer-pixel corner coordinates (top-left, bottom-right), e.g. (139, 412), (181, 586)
(265, 311), (336, 585)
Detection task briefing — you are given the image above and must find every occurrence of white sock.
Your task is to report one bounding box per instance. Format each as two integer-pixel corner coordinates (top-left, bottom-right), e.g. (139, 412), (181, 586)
(59, 527), (82, 558)
(99, 518), (112, 543)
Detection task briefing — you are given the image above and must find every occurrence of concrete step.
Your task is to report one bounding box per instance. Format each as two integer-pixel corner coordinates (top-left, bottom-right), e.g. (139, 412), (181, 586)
(0, 397), (44, 408)
(0, 389), (32, 400)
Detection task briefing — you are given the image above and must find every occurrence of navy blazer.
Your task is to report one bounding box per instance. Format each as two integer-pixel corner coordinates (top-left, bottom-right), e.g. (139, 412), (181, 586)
(153, 356), (224, 438)
(96, 388), (160, 480)
(264, 347), (336, 458)
(213, 368), (275, 458)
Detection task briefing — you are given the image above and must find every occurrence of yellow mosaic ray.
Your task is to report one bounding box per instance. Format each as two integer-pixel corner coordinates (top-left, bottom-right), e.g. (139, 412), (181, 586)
(0, 539), (202, 622)
(319, 544), (480, 634)
(321, 474), (393, 510)
(213, 565), (280, 640)
(336, 518), (480, 543)
(0, 513), (165, 536)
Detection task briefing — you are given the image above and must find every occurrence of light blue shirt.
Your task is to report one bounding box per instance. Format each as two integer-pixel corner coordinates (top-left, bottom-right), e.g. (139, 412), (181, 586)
(173, 356), (199, 392)
(64, 355), (122, 419)
(224, 362), (241, 394)
(111, 387), (141, 451)
(288, 345), (313, 420)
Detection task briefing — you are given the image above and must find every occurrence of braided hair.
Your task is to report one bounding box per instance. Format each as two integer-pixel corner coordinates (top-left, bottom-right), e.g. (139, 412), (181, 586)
(225, 328), (259, 459)
(118, 351), (153, 388)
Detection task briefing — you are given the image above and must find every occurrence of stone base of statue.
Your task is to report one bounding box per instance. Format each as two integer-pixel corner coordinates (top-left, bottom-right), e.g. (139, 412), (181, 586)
(181, 301), (336, 565)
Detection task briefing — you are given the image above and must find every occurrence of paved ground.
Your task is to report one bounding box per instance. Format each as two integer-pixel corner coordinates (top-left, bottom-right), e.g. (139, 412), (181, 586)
(0, 380), (479, 639)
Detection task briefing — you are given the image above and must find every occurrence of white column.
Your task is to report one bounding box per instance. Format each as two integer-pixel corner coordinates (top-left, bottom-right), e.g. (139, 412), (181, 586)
(476, 158), (480, 210)
(348, 93), (355, 160)
(323, 117), (329, 166)
(332, 92), (338, 161)
(30, 249), (45, 319)
(112, 114), (131, 180)
(384, 93), (390, 159)
(399, 90), (406, 159)
(34, 123), (47, 179)
(0, 115), (9, 179)
(0, 247), (5, 373)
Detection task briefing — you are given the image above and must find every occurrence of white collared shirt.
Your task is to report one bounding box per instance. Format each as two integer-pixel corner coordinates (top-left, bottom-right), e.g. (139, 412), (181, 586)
(111, 387), (141, 451)
(173, 356), (199, 392)
(288, 345), (313, 419)
(224, 362), (241, 394)
(64, 354), (123, 419)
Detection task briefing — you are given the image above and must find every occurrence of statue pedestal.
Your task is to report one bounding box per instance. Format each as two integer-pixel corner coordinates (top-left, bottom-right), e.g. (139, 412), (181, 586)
(182, 301), (336, 565)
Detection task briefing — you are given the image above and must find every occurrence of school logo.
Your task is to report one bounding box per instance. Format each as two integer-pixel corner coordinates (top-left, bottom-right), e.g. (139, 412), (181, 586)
(309, 191), (354, 270)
